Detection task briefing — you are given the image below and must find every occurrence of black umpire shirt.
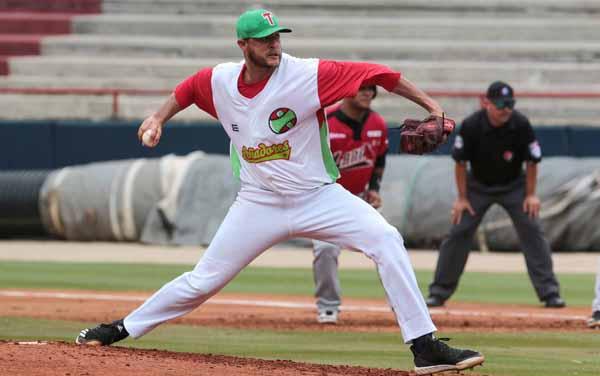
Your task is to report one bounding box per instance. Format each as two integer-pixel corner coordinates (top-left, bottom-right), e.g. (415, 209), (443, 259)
(452, 109), (542, 186)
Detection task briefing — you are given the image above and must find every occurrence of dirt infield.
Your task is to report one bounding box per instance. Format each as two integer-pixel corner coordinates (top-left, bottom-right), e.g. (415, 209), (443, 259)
(0, 288), (590, 375)
(0, 289), (589, 333)
(0, 341), (413, 376)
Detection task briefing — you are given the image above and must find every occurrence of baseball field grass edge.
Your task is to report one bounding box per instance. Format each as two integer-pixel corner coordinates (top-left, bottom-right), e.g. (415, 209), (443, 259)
(0, 261), (594, 306)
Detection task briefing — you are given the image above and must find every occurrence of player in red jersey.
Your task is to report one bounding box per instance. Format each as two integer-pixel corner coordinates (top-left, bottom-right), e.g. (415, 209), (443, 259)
(313, 85), (389, 324)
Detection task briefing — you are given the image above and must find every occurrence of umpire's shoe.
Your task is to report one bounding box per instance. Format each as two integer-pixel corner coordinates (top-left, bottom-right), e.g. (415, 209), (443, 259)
(75, 319), (129, 346)
(410, 335), (484, 375)
(425, 295), (445, 308)
(543, 294), (566, 308)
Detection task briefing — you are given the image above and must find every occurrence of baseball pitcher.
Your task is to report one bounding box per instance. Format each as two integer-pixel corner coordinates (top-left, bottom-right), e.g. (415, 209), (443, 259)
(75, 9), (483, 375)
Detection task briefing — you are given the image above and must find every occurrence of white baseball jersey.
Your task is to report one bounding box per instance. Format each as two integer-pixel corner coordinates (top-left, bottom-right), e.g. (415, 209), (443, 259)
(174, 53), (401, 195)
(211, 54), (338, 194)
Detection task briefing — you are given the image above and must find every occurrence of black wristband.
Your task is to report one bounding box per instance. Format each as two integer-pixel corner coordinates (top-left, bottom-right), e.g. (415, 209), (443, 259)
(368, 174), (381, 192)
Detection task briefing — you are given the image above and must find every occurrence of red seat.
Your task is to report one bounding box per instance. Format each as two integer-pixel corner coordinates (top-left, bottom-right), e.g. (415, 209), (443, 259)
(0, 55), (8, 75)
(0, 35), (42, 55)
(0, 12), (72, 34)
(0, 0), (101, 14)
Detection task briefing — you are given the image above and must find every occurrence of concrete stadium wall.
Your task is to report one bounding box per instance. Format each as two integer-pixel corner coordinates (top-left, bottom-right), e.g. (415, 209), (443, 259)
(2, 120), (599, 170)
(2, 1), (600, 125)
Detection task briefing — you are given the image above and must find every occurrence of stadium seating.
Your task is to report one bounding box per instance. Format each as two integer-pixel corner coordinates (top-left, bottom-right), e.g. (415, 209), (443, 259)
(0, 0), (599, 125)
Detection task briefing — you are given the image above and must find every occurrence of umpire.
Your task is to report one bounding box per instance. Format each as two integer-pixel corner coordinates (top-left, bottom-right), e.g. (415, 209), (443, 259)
(426, 81), (565, 308)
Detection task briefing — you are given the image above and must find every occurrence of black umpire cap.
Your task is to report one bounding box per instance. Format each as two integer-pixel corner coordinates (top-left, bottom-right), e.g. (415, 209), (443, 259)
(486, 81), (515, 109)
(487, 81), (514, 99)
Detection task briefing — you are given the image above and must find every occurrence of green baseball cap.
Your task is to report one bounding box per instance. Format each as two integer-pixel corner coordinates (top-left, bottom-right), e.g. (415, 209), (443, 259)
(236, 9), (292, 39)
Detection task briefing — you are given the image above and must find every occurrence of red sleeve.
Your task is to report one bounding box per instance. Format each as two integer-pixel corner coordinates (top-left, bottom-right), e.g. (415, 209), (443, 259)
(318, 60), (401, 108)
(174, 67), (217, 119)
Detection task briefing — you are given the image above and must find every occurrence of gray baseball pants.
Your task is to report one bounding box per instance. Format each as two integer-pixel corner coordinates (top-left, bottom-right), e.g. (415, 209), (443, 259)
(593, 258), (600, 312)
(312, 239), (342, 312)
(429, 175), (560, 302)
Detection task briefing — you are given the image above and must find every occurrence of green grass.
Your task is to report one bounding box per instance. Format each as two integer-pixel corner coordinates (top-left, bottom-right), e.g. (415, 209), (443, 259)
(1, 317), (599, 376)
(0, 261), (595, 306)
(1, 261), (598, 376)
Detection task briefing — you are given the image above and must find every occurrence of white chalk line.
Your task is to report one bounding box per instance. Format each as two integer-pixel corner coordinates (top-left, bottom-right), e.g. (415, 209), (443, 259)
(0, 290), (587, 321)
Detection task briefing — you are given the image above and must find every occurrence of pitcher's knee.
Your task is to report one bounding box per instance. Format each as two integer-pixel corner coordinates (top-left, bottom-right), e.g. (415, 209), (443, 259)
(182, 272), (212, 296)
(362, 226), (406, 264)
(370, 225), (403, 250)
(185, 266), (231, 296)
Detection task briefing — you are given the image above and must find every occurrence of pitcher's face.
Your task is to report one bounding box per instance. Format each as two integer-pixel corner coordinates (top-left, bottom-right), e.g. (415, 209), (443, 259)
(238, 32), (282, 68)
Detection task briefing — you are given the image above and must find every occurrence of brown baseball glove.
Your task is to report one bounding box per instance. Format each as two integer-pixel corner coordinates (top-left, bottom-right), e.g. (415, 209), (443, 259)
(399, 114), (455, 154)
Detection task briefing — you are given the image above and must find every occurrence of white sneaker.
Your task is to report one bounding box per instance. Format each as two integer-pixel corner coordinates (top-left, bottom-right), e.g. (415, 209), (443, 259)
(317, 310), (338, 324)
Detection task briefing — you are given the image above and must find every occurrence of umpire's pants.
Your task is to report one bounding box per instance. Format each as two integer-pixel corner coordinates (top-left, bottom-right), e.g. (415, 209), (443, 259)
(429, 175), (560, 302)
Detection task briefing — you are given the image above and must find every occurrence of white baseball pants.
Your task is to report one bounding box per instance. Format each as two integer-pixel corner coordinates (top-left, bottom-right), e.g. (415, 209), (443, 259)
(124, 183), (436, 342)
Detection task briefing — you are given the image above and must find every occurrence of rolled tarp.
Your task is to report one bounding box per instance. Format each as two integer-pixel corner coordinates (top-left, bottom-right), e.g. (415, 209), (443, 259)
(0, 170), (51, 238)
(37, 153), (600, 251)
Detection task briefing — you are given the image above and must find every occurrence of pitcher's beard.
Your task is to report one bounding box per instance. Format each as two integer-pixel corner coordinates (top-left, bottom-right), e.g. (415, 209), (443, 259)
(248, 49), (280, 68)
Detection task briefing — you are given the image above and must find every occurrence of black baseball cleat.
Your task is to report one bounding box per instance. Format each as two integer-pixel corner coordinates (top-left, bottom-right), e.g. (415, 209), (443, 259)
(425, 295), (445, 308)
(75, 319), (129, 346)
(543, 294), (566, 308)
(410, 336), (485, 375)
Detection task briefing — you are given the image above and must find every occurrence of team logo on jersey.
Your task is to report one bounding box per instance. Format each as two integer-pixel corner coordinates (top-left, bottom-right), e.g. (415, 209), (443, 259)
(503, 150), (514, 162)
(367, 130), (382, 137)
(242, 141), (291, 163)
(329, 132), (347, 139)
(268, 108), (297, 134)
(333, 145), (372, 171)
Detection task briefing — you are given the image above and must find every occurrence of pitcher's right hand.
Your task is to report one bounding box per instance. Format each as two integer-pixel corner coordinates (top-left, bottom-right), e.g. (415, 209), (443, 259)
(137, 115), (163, 148)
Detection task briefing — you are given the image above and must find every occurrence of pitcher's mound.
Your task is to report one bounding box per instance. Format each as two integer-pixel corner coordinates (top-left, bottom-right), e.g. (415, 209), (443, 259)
(1, 341), (413, 376)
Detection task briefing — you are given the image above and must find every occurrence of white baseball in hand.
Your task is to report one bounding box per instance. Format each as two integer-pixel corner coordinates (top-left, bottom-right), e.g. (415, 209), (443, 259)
(142, 129), (154, 147)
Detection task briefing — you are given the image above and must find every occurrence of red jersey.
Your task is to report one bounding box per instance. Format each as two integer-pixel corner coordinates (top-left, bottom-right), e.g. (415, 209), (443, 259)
(327, 105), (389, 195)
